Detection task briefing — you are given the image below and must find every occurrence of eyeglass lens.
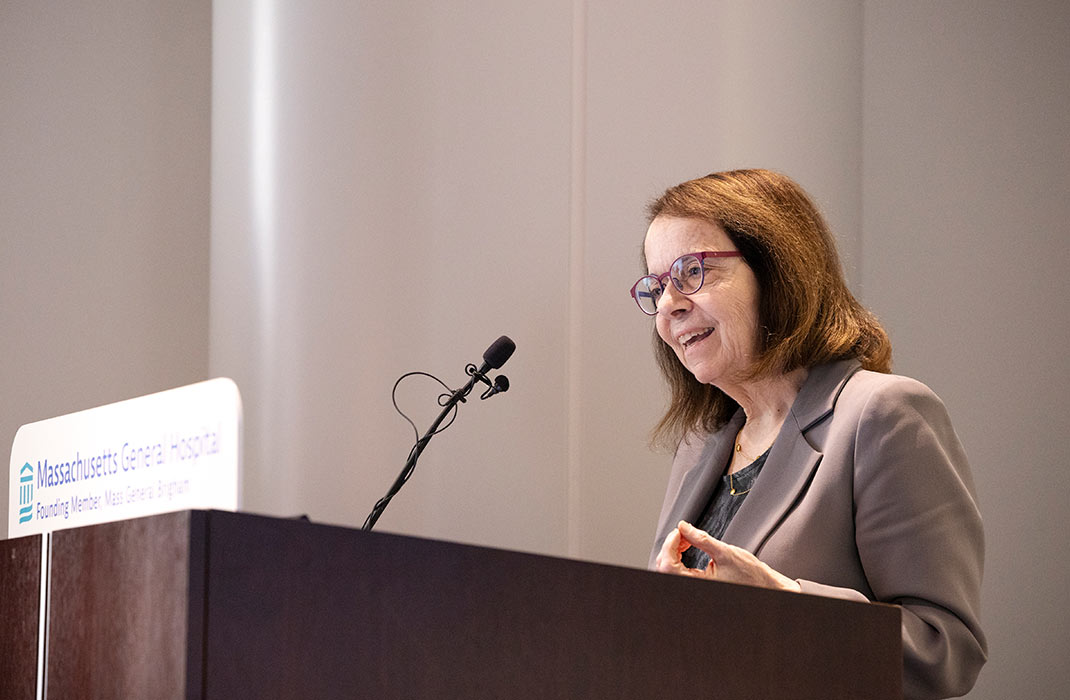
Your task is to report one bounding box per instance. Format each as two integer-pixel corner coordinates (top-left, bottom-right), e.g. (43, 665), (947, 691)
(633, 254), (706, 314)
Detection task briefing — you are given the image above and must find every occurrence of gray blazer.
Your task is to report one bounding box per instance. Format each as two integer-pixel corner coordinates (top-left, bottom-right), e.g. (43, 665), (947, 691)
(649, 360), (987, 700)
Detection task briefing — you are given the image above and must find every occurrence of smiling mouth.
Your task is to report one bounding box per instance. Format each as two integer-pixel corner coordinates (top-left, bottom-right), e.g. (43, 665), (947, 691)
(678, 328), (714, 348)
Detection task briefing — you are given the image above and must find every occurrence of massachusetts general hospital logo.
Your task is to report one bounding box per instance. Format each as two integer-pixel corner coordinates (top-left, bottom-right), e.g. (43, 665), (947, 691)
(19, 462), (33, 524)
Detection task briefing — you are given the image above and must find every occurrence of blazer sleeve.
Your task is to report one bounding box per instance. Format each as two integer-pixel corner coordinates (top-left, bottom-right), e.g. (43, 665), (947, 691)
(803, 377), (988, 699)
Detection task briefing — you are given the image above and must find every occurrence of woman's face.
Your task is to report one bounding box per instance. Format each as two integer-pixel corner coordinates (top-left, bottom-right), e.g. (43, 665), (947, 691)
(643, 216), (761, 389)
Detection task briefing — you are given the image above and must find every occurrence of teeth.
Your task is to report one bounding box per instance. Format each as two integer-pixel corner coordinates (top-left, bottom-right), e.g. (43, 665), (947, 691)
(678, 328), (713, 346)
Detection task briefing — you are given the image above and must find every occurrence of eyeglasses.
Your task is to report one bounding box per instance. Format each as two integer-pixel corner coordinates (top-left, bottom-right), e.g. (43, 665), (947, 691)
(630, 251), (742, 315)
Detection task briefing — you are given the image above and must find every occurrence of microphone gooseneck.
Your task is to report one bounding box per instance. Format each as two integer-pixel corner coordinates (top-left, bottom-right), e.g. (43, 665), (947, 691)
(362, 336), (515, 532)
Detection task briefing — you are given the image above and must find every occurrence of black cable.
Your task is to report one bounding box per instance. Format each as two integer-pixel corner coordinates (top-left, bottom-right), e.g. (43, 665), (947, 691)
(362, 370), (474, 531)
(390, 371), (458, 443)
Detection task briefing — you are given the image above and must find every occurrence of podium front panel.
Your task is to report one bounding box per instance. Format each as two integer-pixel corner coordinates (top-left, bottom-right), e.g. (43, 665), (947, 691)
(0, 534), (40, 700)
(200, 511), (900, 699)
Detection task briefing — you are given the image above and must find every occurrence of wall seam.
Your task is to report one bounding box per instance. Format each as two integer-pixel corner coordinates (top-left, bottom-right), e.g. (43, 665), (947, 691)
(566, 0), (587, 559)
(857, 2), (867, 300)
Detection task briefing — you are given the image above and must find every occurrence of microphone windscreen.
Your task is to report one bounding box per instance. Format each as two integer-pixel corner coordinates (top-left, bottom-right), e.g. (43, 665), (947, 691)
(483, 336), (516, 369)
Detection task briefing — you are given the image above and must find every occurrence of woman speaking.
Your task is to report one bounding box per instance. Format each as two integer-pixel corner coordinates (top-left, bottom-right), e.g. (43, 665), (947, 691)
(633, 170), (986, 699)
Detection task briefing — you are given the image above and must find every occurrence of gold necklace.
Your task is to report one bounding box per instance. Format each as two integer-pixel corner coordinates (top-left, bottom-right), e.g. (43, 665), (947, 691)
(731, 435), (765, 496)
(729, 470), (751, 496)
(734, 440), (757, 462)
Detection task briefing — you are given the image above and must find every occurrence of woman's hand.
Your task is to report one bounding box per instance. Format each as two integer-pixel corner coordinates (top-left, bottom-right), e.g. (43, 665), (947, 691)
(654, 521), (802, 593)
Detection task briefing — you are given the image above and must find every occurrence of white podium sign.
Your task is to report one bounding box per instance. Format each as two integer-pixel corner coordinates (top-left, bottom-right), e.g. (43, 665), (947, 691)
(6, 378), (241, 540)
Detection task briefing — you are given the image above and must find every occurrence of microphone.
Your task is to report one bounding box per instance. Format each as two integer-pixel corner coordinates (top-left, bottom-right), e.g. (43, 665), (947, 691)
(480, 374), (509, 400)
(467, 335), (515, 400)
(362, 335), (516, 531)
(481, 335), (516, 371)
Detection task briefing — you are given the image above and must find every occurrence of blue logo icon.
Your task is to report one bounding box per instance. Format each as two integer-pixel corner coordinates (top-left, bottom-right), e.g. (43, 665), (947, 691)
(18, 462), (33, 524)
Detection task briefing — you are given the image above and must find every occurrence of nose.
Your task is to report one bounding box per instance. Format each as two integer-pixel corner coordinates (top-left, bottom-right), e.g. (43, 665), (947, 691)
(656, 282), (690, 318)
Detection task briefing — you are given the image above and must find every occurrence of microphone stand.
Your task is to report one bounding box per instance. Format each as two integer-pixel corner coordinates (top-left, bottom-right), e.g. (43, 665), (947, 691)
(361, 364), (487, 532)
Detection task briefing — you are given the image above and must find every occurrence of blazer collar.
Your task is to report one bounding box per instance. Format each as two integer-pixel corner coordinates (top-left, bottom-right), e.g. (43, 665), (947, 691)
(722, 359), (862, 554)
(789, 359), (863, 433)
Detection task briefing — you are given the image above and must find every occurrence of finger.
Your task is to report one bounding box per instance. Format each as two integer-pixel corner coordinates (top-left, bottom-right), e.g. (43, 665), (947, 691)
(667, 524), (698, 557)
(654, 527), (685, 572)
(678, 521), (725, 556)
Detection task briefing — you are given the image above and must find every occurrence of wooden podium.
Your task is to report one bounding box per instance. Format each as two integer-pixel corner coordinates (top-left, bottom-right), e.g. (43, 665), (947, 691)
(1, 510), (901, 699)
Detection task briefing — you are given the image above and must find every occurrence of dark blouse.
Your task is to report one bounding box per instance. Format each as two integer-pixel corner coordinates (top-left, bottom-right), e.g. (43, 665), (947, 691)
(680, 449), (769, 571)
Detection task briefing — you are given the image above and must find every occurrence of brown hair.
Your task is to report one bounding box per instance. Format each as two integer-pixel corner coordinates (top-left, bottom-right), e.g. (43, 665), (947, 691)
(644, 169), (892, 448)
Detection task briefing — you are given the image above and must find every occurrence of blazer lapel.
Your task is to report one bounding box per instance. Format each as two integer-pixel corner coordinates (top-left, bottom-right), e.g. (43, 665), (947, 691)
(656, 411), (743, 546)
(722, 415), (820, 553)
(722, 360), (862, 554)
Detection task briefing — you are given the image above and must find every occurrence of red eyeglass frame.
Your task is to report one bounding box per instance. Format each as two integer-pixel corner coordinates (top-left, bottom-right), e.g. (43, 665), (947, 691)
(630, 251), (742, 315)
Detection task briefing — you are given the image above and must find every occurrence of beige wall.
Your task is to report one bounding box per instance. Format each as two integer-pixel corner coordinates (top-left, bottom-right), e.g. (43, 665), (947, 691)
(3, 2), (1068, 697)
(211, 0), (577, 554)
(0, 2), (211, 510)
